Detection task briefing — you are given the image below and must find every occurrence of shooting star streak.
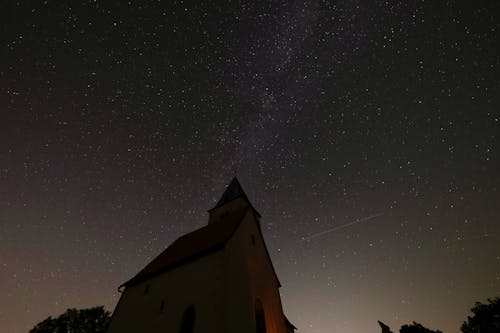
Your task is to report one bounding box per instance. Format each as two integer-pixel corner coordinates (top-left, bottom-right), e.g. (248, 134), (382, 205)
(300, 212), (385, 242)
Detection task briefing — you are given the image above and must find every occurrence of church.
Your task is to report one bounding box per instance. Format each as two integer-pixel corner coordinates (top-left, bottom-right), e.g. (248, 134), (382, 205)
(106, 178), (296, 333)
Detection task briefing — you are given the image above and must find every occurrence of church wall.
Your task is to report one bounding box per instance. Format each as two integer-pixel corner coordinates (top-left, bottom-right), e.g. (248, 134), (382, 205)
(107, 249), (225, 333)
(224, 210), (288, 333)
(219, 210), (254, 332)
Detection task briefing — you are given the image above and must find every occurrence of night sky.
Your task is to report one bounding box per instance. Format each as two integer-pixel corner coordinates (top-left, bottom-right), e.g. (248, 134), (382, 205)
(1, 1), (499, 333)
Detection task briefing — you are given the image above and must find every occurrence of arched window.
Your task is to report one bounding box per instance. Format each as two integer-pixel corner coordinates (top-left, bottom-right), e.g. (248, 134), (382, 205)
(179, 304), (195, 333)
(255, 299), (266, 333)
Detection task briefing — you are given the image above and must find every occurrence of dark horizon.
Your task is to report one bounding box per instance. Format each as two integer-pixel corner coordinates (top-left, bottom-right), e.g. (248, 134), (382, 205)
(1, 1), (499, 333)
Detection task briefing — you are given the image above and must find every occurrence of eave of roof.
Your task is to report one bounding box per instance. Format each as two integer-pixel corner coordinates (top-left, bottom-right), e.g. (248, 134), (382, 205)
(207, 196), (262, 218)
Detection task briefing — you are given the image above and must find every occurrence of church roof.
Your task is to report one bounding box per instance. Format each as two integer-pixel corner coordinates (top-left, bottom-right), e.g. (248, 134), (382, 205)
(208, 177), (261, 217)
(210, 177), (248, 209)
(121, 207), (250, 288)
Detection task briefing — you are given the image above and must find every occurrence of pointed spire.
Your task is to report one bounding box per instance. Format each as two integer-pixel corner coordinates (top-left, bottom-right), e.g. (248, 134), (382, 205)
(208, 177), (260, 224)
(215, 177), (248, 207)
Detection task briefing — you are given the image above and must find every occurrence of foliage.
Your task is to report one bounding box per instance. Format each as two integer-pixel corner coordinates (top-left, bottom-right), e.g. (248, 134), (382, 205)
(29, 306), (110, 333)
(400, 321), (442, 333)
(461, 297), (500, 333)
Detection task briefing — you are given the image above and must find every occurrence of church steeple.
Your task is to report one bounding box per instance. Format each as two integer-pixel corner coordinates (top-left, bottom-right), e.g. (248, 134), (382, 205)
(208, 177), (259, 224)
(214, 177), (248, 208)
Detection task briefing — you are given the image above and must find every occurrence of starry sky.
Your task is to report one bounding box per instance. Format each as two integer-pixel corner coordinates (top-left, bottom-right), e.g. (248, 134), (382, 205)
(1, 1), (499, 333)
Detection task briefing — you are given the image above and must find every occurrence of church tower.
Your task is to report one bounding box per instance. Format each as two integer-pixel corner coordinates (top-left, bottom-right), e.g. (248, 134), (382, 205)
(106, 177), (296, 333)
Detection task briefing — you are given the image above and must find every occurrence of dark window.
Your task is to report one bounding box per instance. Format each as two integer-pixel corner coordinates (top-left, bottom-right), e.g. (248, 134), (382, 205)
(160, 300), (165, 314)
(251, 234), (255, 245)
(144, 284), (150, 295)
(255, 299), (266, 333)
(179, 304), (195, 333)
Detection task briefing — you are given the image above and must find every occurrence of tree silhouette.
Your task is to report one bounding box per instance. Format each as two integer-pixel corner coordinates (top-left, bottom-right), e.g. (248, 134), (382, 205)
(400, 321), (442, 333)
(461, 297), (500, 333)
(29, 306), (110, 333)
(378, 320), (394, 333)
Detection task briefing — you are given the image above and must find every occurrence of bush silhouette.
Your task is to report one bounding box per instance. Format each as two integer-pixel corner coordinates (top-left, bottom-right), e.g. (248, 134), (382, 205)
(400, 321), (442, 333)
(29, 306), (110, 333)
(461, 297), (500, 333)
